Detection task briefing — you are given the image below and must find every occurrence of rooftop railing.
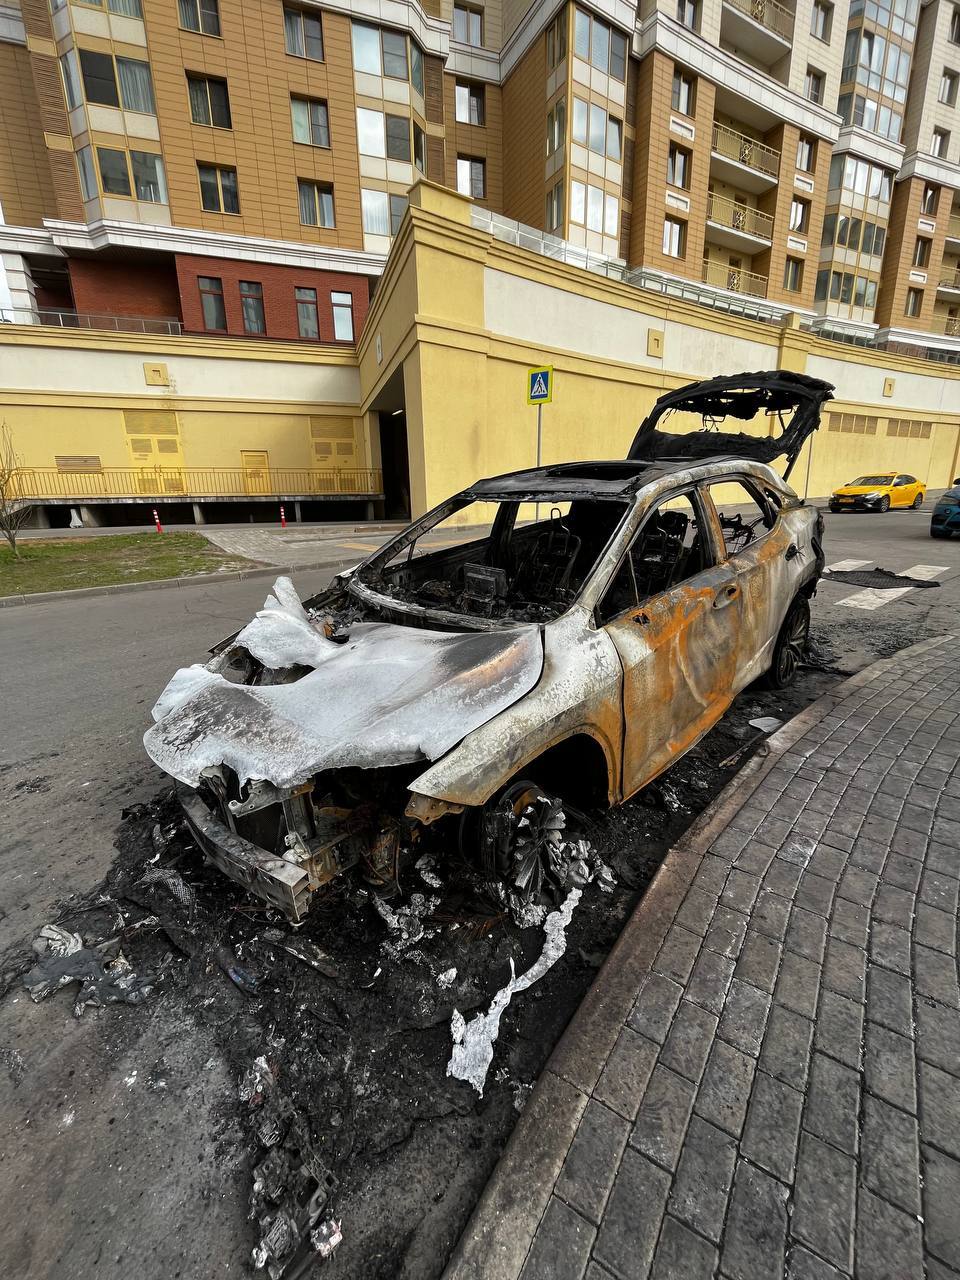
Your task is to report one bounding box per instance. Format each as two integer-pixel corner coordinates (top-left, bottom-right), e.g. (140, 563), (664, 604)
(711, 123), (781, 178)
(706, 192), (774, 240)
(1, 307), (183, 334)
(8, 466), (383, 501)
(701, 258), (769, 298)
(723, 0), (795, 40)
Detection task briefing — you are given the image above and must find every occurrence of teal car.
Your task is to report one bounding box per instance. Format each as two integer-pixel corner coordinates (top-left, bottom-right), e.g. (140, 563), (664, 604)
(931, 479), (960, 538)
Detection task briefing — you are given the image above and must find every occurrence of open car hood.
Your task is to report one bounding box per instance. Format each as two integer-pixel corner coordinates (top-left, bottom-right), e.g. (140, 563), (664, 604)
(144, 577), (544, 789)
(627, 370), (835, 478)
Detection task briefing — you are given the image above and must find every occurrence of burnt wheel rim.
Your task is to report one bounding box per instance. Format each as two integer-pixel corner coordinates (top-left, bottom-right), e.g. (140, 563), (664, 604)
(776, 605), (809, 684)
(478, 782), (566, 904)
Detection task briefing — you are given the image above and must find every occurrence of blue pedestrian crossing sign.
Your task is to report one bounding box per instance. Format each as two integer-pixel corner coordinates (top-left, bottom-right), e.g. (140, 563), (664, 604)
(527, 365), (553, 405)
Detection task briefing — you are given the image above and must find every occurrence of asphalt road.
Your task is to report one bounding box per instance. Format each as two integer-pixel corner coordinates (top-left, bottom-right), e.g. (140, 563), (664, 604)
(1, 507), (959, 1279)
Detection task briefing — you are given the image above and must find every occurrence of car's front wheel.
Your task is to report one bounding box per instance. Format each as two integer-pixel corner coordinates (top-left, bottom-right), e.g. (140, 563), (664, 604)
(464, 780), (571, 909)
(763, 596), (810, 690)
(912, 493), (924, 509)
(878, 496), (891, 513)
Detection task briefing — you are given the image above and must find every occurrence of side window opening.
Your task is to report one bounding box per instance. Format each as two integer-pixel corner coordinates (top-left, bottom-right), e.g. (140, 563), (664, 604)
(707, 479), (775, 557)
(598, 492), (709, 623)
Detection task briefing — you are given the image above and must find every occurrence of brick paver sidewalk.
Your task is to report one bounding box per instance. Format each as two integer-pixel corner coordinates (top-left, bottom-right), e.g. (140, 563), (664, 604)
(449, 635), (960, 1280)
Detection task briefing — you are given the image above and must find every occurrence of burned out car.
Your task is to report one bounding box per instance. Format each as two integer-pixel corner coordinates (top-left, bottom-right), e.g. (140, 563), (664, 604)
(144, 371), (833, 923)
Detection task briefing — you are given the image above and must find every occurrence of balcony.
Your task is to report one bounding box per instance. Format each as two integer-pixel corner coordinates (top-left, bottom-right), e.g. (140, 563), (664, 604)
(938, 270), (960, 295)
(945, 317), (960, 338)
(0, 307), (183, 335)
(946, 216), (960, 244)
(702, 258), (769, 298)
(720, 0), (794, 67)
(706, 192), (774, 251)
(8, 466), (384, 503)
(711, 123), (781, 193)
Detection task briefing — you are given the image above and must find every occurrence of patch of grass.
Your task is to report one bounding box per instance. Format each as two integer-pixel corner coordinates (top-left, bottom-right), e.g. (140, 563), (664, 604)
(0, 532), (257, 597)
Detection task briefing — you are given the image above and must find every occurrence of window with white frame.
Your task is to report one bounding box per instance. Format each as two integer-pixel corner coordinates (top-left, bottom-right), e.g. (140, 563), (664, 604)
(796, 134), (815, 172)
(332, 292), (354, 341)
(952, 5), (960, 44)
(457, 155), (485, 198)
(676, 0), (698, 28)
(667, 143), (690, 188)
(456, 81), (485, 126)
(453, 4), (482, 45)
(298, 178), (335, 226)
(804, 66), (824, 103)
(783, 257), (803, 292)
(789, 197), (809, 232)
(662, 217), (685, 258)
(921, 183), (939, 214)
(811, 0), (832, 40)
(932, 127), (950, 157)
(905, 287), (923, 317)
(940, 68), (958, 105)
(291, 97), (330, 147)
(178, 0), (220, 36)
(284, 7), (323, 60)
(671, 69), (694, 115)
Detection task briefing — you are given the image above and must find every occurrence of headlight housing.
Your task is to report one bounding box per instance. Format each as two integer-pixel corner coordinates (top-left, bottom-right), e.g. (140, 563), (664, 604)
(863, 491), (882, 501)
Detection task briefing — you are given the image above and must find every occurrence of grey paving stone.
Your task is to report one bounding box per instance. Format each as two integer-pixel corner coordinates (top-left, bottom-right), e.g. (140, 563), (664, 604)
(753, 890), (792, 942)
(649, 1215), (718, 1280)
(720, 1158), (789, 1280)
(595, 1029), (659, 1122)
(556, 1100), (631, 1225)
(792, 1133), (856, 1272)
(585, 1265), (616, 1280)
(927, 840), (960, 878)
(917, 998), (960, 1077)
(735, 842), (778, 879)
(914, 944), (960, 1009)
(864, 1021), (917, 1114)
(741, 1069), (804, 1182)
(711, 828), (752, 862)
(780, 834), (818, 867)
(807, 844), (846, 883)
(718, 979), (771, 1057)
(855, 1185), (924, 1280)
(795, 873), (837, 920)
(776, 951), (821, 1020)
(866, 963), (914, 1037)
(883, 853), (923, 894)
(520, 1197), (596, 1280)
(695, 1039), (756, 1138)
(765, 860), (803, 899)
(848, 841), (885, 874)
(667, 1115), (737, 1243)
(822, 938), (867, 1002)
(919, 1061), (960, 1160)
(785, 1246), (847, 1280)
(870, 922), (912, 977)
(786, 906), (830, 962)
(815, 990), (864, 1070)
(704, 905), (750, 960)
(627, 972), (684, 1044)
(920, 870), (960, 915)
(676, 887), (718, 938)
(861, 1094), (922, 1215)
(722, 869), (763, 915)
(914, 904), (957, 957)
(685, 946), (735, 1018)
(592, 1149), (671, 1280)
(758, 817), (794, 849)
(659, 1000), (718, 1084)
(693, 854), (731, 898)
(837, 864), (879, 907)
(923, 1145), (960, 1271)
(734, 930), (782, 994)
(759, 1003), (814, 1091)
(829, 899), (869, 948)
(630, 1066), (696, 1172)
(890, 826), (927, 860)
(803, 1051), (861, 1155)
(873, 883), (916, 927)
(654, 926), (703, 985)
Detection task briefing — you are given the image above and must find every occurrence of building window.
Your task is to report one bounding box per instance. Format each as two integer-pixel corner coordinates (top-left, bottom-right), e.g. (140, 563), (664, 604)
(811, 0), (831, 39)
(187, 73), (231, 128)
(951, 6), (960, 44)
(198, 162), (239, 212)
(573, 9), (628, 80)
(662, 217), (686, 258)
(198, 276), (226, 331)
(178, 0), (220, 36)
(671, 70), (695, 115)
(572, 99), (620, 158)
(606, 115), (622, 160)
(296, 287), (319, 339)
(97, 146), (131, 196)
(361, 188), (390, 235)
(789, 197), (809, 233)
(667, 144), (690, 188)
(453, 4), (482, 45)
(298, 179), (335, 227)
(862, 222), (885, 255)
(332, 292), (354, 341)
(414, 123), (426, 172)
(79, 49), (120, 107)
(76, 145), (97, 200)
(59, 50), (81, 110)
(546, 180), (564, 232)
(390, 193), (408, 235)
(356, 108), (385, 156)
(905, 287), (923, 317)
(796, 135), (815, 172)
(783, 258), (803, 292)
(457, 155), (485, 198)
(385, 114), (411, 161)
(239, 281), (265, 334)
(78, 49), (155, 113)
(456, 81), (485, 126)
(921, 183), (940, 215)
(284, 6), (323, 60)
(291, 96), (330, 147)
(804, 67), (824, 103)
(569, 182), (613, 233)
(131, 150), (167, 202)
(932, 128), (950, 158)
(547, 11), (567, 67)
(546, 99), (566, 155)
(676, 0), (698, 28)
(117, 57), (155, 112)
(913, 237), (931, 267)
(940, 69), (959, 105)
(382, 29), (408, 78)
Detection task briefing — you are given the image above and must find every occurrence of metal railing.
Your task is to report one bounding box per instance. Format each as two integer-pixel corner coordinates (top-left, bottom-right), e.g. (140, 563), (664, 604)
(702, 258), (769, 298)
(467, 209), (631, 280)
(8, 466), (383, 501)
(945, 317), (960, 337)
(940, 271), (960, 290)
(723, 0), (795, 39)
(706, 192), (774, 240)
(711, 123), (781, 178)
(947, 216), (960, 241)
(0, 307), (183, 335)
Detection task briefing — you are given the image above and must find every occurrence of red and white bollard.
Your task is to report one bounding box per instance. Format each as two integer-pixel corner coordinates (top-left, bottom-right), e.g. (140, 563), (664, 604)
(280, 504), (286, 529)
(153, 507), (163, 533)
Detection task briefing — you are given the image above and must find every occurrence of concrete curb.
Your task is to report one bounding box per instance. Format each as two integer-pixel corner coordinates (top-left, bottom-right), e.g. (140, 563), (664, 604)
(442, 634), (950, 1280)
(0, 557), (355, 608)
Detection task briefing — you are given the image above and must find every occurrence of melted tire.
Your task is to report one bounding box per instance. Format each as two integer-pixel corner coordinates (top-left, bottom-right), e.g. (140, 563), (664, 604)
(763, 596), (810, 691)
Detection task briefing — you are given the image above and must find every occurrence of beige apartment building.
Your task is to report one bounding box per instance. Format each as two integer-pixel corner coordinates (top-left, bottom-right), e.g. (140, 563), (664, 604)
(1, 0), (959, 356)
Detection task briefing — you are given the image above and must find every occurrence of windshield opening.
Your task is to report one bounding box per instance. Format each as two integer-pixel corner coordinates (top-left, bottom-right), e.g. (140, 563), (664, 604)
(354, 496), (631, 624)
(849, 475), (895, 486)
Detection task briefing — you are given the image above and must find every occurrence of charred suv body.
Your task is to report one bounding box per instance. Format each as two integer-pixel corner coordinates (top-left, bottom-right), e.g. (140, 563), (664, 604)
(144, 371), (833, 923)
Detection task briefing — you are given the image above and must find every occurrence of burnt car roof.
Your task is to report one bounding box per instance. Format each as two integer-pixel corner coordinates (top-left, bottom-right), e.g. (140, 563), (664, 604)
(465, 454), (782, 499)
(627, 370), (834, 478)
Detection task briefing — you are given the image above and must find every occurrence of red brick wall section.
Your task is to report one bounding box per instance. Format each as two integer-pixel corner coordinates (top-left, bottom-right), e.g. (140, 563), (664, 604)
(174, 255), (371, 343)
(68, 258), (182, 319)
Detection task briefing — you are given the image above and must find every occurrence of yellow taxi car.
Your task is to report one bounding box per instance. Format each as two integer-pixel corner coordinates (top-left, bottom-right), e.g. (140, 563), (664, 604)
(829, 472), (926, 513)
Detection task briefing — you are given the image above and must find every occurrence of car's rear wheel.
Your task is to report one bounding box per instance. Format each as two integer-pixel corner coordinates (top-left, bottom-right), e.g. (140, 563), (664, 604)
(912, 493), (924, 509)
(878, 496), (890, 513)
(763, 596), (810, 690)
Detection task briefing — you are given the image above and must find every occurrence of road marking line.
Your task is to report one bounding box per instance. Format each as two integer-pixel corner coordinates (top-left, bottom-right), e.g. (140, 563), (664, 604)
(836, 563), (949, 611)
(902, 564), (949, 579)
(824, 559), (872, 573)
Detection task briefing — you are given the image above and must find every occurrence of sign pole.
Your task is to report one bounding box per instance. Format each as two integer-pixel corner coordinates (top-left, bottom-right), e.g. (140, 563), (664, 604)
(535, 402), (543, 522)
(526, 365), (553, 525)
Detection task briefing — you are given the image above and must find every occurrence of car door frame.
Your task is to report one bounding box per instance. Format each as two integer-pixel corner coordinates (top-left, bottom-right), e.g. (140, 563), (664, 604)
(594, 481), (744, 803)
